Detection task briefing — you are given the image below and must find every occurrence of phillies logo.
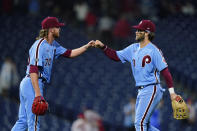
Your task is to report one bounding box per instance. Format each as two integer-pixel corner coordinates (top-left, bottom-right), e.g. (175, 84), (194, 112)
(142, 55), (151, 67)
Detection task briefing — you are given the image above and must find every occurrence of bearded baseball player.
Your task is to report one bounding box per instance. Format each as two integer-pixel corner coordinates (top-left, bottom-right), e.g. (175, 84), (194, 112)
(94, 20), (184, 131)
(11, 17), (94, 131)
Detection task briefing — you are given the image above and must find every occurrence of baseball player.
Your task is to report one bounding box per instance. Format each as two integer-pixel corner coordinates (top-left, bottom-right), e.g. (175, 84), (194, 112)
(94, 20), (180, 131)
(11, 17), (94, 131)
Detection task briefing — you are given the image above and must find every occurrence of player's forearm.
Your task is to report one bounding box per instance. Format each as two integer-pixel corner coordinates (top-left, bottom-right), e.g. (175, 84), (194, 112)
(102, 45), (120, 62)
(160, 67), (176, 98)
(30, 73), (42, 97)
(161, 67), (173, 88)
(69, 45), (89, 58)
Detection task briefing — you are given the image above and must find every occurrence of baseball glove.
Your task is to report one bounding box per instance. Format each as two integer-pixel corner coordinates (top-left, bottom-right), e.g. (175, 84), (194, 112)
(172, 95), (189, 120)
(32, 96), (48, 116)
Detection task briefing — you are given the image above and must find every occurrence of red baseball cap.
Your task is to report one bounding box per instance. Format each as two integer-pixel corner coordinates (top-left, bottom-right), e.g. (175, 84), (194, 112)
(41, 17), (65, 29)
(132, 20), (156, 32)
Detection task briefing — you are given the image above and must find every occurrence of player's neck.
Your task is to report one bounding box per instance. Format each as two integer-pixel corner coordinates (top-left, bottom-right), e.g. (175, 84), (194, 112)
(45, 35), (54, 44)
(140, 40), (150, 48)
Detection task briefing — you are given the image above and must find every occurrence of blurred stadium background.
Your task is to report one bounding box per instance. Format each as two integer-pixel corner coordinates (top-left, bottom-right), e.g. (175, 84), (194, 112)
(0, 0), (197, 131)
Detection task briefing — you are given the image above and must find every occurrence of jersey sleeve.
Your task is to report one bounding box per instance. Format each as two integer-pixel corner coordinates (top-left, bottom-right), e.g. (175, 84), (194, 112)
(116, 45), (133, 63)
(153, 48), (168, 71)
(54, 42), (67, 59)
(29, 41), (44, 67)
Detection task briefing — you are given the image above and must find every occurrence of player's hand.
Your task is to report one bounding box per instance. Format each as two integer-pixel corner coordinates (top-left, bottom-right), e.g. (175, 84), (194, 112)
(32, 96), (48, 115)
(170, 93), (178, 101)
(86, 40), (95, 49)
(171, 94), (189, 119)
(94, 40), (105, 48)
(35, 92), (42, 97)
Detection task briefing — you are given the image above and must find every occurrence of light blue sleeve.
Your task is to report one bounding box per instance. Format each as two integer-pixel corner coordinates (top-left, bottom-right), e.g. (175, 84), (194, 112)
(54, 41), (67, 59)
(29, 42), (44, 67)
(116, 45), (133, 63)
(153, 48), (168, 71)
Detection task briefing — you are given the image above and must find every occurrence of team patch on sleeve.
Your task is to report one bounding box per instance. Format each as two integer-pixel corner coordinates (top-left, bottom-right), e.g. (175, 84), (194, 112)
(159, 49), (168, 65)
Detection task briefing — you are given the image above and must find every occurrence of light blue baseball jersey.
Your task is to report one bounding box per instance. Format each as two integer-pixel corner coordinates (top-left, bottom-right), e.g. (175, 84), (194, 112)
(26, 38), (67, 83)
(117, 42), (167, 86)
(12, 39), (67, 131)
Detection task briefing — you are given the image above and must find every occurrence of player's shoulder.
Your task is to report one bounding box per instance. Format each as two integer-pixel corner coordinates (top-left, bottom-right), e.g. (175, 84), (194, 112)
(52, 40), (61, 47)
(33, 38), (45, 45)
(149, 43), (162, 52)
(125, 42), (139, 50)
(129, 42), (140, 51)
(127, 42), (138, 47)
(31, 38), (46, 50)
(149, 43), (165, 56)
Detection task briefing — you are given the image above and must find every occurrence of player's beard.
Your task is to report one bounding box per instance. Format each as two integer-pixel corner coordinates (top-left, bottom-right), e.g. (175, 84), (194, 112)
(53, 32), (60, 39)
(136, 33), (145, 42)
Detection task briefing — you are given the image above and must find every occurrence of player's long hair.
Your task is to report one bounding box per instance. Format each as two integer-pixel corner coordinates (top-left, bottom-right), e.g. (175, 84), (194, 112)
(148, 32), (155, 41)
(36, 29), (49, 40)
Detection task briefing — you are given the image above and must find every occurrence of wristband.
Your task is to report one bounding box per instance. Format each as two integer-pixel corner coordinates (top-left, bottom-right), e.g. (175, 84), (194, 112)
(168, 87), (175, 94)
(101, 45), (107, 51)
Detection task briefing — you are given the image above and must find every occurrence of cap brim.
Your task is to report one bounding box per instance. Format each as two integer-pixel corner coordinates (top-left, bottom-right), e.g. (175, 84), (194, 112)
(132, 25), (144, 30)
(58, 23), (65, 27)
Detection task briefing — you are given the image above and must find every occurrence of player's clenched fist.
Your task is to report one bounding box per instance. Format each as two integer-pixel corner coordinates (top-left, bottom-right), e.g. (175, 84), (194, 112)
(32, 96), (48, 116)
(85, 40), (95, 49)
(94, 40), (105, 48)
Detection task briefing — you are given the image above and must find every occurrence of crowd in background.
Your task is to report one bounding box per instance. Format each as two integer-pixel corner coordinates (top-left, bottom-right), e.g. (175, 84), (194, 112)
(1, 0), (197, 130)
(71, 105), (105, 131)
(1, 0), (196, 19)
(0, 56), (19, 100)
(1, 0), (197, 48)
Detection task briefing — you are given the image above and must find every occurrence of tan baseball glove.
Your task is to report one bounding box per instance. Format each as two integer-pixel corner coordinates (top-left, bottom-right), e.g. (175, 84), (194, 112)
(172, 95), (189, 120)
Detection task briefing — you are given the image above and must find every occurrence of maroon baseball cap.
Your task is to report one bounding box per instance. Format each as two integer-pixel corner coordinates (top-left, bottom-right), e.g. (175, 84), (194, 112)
(41, 17), (65, 29)
(132, 20), (156, 32)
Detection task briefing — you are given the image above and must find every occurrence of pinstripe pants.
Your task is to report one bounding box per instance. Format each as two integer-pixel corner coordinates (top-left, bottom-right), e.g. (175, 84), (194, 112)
(135, 85), (165, 131)
(11, 77), (44, 131)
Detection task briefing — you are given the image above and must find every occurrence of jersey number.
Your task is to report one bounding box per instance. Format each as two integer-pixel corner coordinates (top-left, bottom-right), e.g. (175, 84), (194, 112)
(132, 59), (135, 67)
(45, 58), (51, 66)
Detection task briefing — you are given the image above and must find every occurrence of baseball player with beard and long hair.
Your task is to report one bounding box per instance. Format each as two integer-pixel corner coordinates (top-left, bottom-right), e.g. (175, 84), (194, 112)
(11, 17), (94, 131)
(94, 20), (180, 131)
